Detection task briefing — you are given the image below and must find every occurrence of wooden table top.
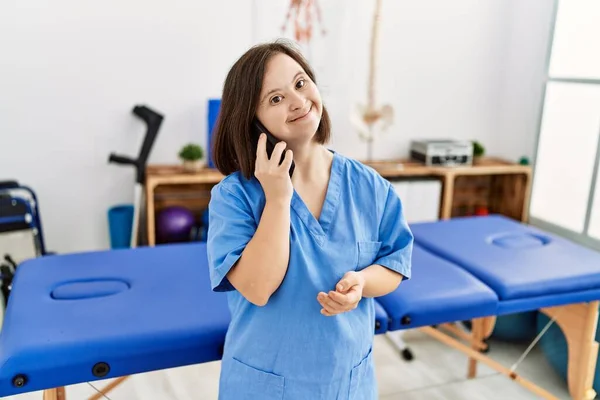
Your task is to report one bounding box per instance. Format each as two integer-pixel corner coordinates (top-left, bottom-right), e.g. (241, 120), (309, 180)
(146, 157), (531, 186)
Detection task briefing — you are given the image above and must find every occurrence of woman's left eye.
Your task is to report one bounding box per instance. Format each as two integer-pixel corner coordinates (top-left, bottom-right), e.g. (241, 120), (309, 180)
(296, 79), (305, 89)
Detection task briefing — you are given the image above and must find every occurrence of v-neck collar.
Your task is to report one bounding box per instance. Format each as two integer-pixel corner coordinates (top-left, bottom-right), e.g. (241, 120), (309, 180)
(291, 150), (343, 246)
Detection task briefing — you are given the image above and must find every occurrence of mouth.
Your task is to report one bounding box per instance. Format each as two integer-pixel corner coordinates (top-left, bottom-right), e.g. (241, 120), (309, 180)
(289, 105), (312, 122)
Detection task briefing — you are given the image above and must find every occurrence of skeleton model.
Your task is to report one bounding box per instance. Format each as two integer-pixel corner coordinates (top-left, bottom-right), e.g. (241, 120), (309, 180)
(281, 0), (393, 161)
(349, 0), (394, 161)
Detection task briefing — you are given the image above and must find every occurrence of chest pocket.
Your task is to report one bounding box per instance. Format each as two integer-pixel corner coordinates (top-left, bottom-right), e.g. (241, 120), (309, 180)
(357, 241), (382, 271)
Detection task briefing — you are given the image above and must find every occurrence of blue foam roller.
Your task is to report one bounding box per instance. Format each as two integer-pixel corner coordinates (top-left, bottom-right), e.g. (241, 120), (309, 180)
(107, 205), (133, 249)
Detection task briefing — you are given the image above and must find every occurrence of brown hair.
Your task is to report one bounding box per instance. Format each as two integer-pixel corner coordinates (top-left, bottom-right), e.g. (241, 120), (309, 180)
(211, 39), (331, 180)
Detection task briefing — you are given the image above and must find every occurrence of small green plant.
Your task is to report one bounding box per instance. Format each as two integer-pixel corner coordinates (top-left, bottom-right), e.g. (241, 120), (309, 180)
(179, 143), (204, 161)
(472, 141), (485, 157)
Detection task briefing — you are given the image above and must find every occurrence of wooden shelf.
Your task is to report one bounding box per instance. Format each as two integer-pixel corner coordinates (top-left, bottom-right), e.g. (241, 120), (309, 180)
(361, 159), (437, 177)
(143, 157), (532, 246)
(362, 157), (531, 178)
(146, 165), (224, 186)
(146, 157), (530, 183)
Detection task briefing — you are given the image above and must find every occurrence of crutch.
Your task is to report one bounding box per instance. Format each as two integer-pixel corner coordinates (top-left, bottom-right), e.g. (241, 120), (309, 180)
(108, 105), (163, 248)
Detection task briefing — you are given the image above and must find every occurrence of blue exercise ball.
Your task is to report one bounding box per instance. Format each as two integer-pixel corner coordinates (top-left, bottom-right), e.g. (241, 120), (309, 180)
(491, 311), (539, 342)
(538, 311), (600, 393)
(464, 311), (539, 342)
(156, 206), (195, 243)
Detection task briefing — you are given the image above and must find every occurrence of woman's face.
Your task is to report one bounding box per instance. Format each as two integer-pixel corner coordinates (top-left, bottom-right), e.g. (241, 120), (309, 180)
(255, 53), (323, 144)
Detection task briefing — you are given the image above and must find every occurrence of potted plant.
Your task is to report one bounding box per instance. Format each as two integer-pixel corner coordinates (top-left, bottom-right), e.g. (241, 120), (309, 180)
(472, 140), (485, 164)
(178, 143), (204, 172)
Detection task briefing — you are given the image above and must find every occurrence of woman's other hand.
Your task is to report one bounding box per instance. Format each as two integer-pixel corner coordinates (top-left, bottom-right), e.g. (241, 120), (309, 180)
(317, 272), (366, 316)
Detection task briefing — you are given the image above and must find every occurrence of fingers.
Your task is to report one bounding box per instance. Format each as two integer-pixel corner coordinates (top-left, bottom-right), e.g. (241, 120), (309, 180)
(321, 308), (334, 317)
(329, 289), (359, 307)
(256, 134), (290, 169)
(270, 141), (287, 165)
(256, 133), (268, 162)
(317, 292), (338, 315)
(317, 290), (360, 316)
(318, 272), (365, 316)
(255, 133), (292, 179)
(280, 148), (294, 171)
(318, 292), (344, 314)
(336, 272), (362, 293)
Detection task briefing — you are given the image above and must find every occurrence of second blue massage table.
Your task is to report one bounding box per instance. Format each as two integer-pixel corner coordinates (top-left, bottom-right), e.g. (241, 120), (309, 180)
(381, 215), (600, 400)
(1, 215), (599, 400)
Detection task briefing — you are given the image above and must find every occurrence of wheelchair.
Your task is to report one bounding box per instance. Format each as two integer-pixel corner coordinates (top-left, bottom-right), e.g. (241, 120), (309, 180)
(0, 180), (51, 308)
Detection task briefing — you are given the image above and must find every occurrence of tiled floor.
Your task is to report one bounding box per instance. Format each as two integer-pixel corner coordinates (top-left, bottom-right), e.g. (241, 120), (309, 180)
(4, 329), (571, 399)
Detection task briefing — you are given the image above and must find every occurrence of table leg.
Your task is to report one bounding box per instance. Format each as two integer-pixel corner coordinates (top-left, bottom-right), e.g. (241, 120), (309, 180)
(481, 316), (496, 338)
(438, 323), (488, 351)
(440, 174), (454, 219)
(420, 325), (560, 399)
(467, 318), (485, 378)
(540, 301), (599, 400)
(521, 172), (532, 222)
(87, 376), (130, 400)
(43, 387), (66, 400)
(146, 182), (156, 246)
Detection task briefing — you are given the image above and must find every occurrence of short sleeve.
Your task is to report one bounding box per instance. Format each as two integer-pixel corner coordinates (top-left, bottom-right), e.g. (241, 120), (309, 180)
(374, 182), (414, 280)
(207, 183), (257, 292)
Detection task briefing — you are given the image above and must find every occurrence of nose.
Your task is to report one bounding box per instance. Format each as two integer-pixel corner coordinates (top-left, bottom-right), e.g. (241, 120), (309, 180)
(288, 90), (305, 111)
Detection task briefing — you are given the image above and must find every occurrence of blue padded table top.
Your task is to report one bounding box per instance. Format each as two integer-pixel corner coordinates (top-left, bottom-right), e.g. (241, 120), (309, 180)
(410, 215), (600, 307)
(0, 243), (231, 396)
(377, 244), (498, 331)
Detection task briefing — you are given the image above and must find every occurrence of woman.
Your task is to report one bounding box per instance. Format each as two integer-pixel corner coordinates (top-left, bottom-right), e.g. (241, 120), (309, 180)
(207, 39), (413, 399)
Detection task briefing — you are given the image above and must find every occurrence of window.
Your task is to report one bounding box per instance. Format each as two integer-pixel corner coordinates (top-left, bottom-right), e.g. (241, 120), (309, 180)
(547, 1), (600, 80)
(529, 1), (600, 250)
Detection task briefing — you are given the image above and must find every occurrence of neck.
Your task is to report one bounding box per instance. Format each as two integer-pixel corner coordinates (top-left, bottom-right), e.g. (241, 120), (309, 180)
(289, 142), (333, 184)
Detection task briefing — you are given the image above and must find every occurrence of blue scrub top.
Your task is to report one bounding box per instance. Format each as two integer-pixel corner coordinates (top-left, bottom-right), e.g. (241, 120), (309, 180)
(207, 151), (413, 400)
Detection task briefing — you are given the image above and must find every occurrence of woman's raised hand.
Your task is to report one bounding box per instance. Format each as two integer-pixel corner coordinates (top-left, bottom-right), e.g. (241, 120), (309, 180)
(254, 133), (294, 203)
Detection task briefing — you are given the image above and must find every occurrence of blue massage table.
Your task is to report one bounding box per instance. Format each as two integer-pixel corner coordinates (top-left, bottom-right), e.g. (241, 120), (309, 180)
(400, 215), (600, 400)
(0, 241), (390, 399)
(1, 215), (599, 400)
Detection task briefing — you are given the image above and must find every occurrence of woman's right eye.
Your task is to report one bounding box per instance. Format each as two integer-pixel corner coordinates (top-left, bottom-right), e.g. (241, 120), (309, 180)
(270, 95), (282, 105)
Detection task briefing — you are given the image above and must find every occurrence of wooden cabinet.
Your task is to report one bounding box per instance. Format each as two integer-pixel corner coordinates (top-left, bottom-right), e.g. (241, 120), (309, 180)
(144, 157), (532, 246)
(367, 157), (532, 221)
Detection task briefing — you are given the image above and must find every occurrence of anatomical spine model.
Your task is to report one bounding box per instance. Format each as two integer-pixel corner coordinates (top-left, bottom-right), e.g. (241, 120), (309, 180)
(350, 0), (393, 161)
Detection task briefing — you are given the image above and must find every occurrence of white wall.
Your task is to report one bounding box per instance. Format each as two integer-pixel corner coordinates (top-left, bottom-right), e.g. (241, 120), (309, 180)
(0, 0), (555, 254)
